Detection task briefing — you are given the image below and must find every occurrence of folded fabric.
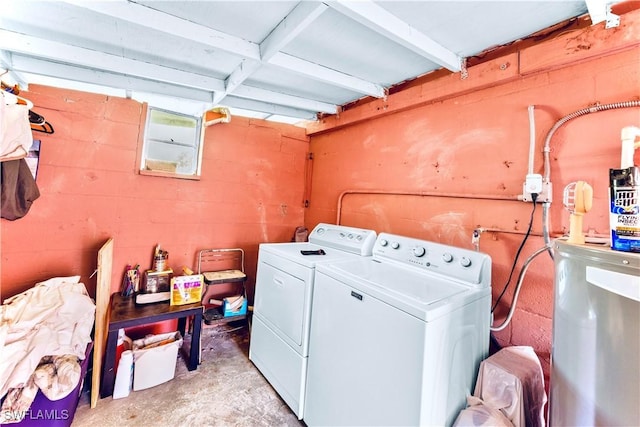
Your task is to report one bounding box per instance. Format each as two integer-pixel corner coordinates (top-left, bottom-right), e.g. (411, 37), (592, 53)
(0, 353), (80, 424)
(33, 354), (81, 401)
(0, 276), (95, 399)
(0, 376), (38, 424)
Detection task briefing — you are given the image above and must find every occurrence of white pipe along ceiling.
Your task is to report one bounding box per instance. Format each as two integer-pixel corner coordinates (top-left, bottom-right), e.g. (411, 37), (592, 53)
(0, 0), (624, 121)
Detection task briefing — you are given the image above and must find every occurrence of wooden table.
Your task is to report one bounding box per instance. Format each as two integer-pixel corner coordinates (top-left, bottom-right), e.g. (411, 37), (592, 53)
(100, 293), (203, 398)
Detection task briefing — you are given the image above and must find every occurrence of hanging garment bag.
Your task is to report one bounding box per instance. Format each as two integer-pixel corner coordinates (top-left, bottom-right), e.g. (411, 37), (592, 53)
(1, 158), (40, 220)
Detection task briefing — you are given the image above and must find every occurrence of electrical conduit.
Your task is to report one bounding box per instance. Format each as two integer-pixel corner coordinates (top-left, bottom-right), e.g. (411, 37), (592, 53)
(541, 100), (640, 250)
(494, 99), (640, 331)
(490, 244), (550, 331)
(528, 105), (536, 175)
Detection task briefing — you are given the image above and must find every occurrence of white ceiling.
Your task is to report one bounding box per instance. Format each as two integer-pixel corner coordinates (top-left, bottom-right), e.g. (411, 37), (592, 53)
(0, 1), (621, 123)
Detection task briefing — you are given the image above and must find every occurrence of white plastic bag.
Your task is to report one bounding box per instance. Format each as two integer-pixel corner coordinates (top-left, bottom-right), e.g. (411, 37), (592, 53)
(454, 396), (514, 426)
(454, 346), (547, 427)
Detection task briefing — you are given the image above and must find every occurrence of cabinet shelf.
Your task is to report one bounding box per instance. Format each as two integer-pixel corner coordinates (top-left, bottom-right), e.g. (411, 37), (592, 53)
(203, 311), (248, 327)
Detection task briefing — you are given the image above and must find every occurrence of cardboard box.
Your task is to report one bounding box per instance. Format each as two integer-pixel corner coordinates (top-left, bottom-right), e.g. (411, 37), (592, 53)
(223, 295), (247, 317)
(132, 331), (183, 391)
(170, 274), (203, 306)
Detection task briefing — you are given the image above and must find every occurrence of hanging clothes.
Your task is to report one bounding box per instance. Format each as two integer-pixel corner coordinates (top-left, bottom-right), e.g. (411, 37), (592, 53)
(0, 91), (32, 161)
(0, 158), (40, 220)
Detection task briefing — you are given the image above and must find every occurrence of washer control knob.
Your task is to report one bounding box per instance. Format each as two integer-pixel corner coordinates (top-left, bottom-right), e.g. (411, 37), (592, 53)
(348, 233), (354, 239)
(460, 257), (472, 267)
(442, 253), (453, 263)
(356, 235), (363, 241)
(379, 239), (388, 247)
(340, 232), (346, 238)
(316, 227), (325, 234)
(391, 242), (400, 249)
(413, 246), (426, 257)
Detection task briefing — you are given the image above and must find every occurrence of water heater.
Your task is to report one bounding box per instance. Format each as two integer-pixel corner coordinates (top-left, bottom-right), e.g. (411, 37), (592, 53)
(550, 239), (639, 425)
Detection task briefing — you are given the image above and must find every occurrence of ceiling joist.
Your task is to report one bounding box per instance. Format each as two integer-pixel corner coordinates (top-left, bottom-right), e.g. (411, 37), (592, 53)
(0, 50), (28, 88)
(64, 0), (386, 103)
(10, 56), (217, 103)
(269, 52), (385, 98)
(0, 28), (336, 117)
(326, 0), (463, 72)
(260, 1), (329, 62)
(2, 0), (597, 121)
(0, 29), (226, 91)
(232, 85), (337, 115)
(62, 0), (261, 60)
(223, 96), (318, 119)
(216, 2), (328, 104)
(215, 59), (262, 104)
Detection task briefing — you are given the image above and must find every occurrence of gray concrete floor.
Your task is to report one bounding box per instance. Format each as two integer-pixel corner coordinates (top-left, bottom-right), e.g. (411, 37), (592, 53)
(72, 322), (303, 427)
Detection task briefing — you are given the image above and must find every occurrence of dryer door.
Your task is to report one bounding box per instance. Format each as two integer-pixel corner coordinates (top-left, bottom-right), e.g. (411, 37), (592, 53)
(254, 258), (312, 353)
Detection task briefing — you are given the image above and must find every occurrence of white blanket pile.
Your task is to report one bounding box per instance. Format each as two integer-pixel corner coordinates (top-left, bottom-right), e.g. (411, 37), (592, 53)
(0, 276), (95, 424)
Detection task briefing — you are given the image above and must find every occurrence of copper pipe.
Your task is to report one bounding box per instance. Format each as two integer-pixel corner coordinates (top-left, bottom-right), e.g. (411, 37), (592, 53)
(475, 227), (547, 238)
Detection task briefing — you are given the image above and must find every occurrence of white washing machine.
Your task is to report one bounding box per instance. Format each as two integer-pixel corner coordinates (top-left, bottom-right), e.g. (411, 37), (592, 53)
(304, 232), (492, 427)
(249, 223), (377, 419)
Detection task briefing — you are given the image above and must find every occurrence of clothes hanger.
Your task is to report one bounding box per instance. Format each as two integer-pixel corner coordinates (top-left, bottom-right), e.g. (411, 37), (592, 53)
(28, 109), (54, 133)
(31, 122), (54, 134)
(1, 79), (20, 95)
(31, 121), (54, 134)
(2, 76), (54, 134)
(29, 110), (45, 125)
(2, 90), (34, 109)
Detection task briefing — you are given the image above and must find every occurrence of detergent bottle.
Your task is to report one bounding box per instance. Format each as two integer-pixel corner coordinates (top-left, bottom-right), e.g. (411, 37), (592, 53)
(609, 126), (640, 252)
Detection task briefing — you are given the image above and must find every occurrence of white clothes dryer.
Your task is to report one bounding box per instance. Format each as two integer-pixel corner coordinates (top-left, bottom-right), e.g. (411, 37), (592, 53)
(249, 223), (376, 419)
(304, 232), (492, 427)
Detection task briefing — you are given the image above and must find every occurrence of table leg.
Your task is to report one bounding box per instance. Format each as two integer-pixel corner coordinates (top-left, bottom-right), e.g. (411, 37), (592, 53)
(188, 312), (202, 370)
(177, 316), (187, 337)
(100, 329), (119, 398)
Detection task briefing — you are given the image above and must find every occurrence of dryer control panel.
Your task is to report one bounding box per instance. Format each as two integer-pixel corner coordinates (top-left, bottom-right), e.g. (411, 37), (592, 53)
(308, 223), (377, 256)
(373, 233), (491, 287)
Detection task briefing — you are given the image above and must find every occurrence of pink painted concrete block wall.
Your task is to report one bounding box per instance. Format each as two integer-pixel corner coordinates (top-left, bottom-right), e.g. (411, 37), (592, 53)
(305, 10), (640, 380)
(0, 85), (308, 302)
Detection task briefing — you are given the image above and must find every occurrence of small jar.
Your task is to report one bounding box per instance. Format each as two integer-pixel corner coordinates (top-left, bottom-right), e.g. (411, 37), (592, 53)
(154, 255), (167, 272)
